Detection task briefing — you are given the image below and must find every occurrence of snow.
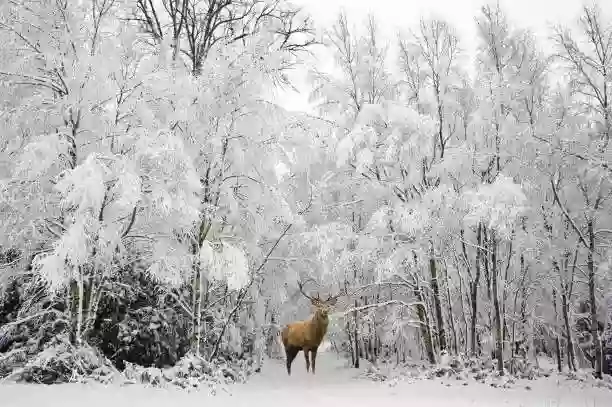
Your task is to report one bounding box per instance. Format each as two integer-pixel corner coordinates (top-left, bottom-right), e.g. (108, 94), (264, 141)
(2, 349), (610, 407)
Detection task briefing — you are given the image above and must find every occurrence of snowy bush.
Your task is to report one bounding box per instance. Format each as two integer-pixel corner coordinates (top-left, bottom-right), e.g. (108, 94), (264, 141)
(0, 333), (116, 384)
(121, 353), (259, 393)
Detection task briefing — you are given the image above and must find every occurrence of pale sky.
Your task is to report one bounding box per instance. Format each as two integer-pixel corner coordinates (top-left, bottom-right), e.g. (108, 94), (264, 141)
(275, 0), (611, 112)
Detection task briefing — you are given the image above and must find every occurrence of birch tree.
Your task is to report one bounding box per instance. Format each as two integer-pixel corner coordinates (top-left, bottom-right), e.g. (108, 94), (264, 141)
(549, 4), (612, 378)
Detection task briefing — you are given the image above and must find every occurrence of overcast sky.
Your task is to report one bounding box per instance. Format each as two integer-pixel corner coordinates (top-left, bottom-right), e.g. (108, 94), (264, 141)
(273, 0), (610, 113)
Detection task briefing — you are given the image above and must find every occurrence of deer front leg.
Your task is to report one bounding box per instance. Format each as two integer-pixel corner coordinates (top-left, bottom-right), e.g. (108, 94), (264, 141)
(285, 346), (299, 376)
(304, 348), (310, 372)
(311, 348), (318, 374)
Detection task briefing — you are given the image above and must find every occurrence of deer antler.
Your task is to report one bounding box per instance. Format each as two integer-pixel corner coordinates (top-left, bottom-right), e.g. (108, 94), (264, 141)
(324, 286), (347, 304)
(297, 278), (320, 302)
(298, 279), (348, 304)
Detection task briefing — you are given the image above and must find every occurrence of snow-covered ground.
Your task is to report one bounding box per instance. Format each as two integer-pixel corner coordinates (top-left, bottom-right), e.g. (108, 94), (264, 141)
(1, 350), (610, 407)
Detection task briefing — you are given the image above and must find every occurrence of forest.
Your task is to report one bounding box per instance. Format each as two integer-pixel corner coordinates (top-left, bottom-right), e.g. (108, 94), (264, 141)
(0, 0), (611, 389)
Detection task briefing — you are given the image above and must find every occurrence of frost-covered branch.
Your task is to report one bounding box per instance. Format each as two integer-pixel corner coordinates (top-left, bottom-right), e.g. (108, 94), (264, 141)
(550, 175), (591, 251)
(339, 300), (425, 316)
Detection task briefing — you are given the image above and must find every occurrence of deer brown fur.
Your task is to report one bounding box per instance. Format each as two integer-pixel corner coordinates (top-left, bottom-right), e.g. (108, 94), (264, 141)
(281, 281), (343, 375)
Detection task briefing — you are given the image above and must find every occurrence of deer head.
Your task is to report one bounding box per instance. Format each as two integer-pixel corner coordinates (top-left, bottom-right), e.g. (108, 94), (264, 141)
(297, 279), (344, 320)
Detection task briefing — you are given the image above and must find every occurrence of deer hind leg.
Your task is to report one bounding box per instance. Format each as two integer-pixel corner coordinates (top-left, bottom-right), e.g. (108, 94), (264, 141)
(285, 346), (299, 376)
(311, 347), (318, 374)
(303, 349), (311, 372)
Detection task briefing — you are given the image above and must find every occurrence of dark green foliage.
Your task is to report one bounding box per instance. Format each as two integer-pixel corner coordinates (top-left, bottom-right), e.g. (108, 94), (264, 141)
(113, 306), (185, 369)
(85, 266), (191, 370)
(0, 248), (22, 327)
(0, 258), (189, 375)
(0, 302), (74, 382)
(0, 278), (21, 327)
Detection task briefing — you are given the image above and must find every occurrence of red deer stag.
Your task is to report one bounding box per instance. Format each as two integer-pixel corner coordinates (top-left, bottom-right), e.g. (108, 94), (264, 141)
(281, 280), (344, 375)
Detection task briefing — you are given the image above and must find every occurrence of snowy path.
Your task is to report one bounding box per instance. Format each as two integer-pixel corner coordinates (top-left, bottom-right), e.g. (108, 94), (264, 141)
(1, 351), (610, 407)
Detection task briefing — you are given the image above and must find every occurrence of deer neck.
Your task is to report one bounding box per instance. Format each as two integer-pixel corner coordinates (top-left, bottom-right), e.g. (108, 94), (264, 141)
(309, 312), (329, 340)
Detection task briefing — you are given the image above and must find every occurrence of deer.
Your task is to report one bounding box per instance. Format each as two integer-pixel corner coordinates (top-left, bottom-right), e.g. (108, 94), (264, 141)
(280, 280), (344, 376)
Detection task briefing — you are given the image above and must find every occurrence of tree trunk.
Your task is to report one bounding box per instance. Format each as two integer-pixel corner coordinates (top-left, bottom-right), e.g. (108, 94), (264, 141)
(191, 267), (200, 351)
(482, 227), (493, 338)
(564, 248), (578, 372)
(425, 289), (439, 352)
(353, 298), (360, 368)
(346, 318), (355, 366)
(470, 223), (483, 356)
(195, 271), (206, 356)
(429, 242), (447, 353)
(482, 227), (492, 301)
(415, 281), (436, 364)
(552, 286), (563, 372)
(511, 253), (528, 373)
(445, 265), (458, 354)
(561, 289), (576, 371)
(490, 229), (504, 375)
(76, 269), (84, 346)
(364, 298), (370, 362)
(374, 291), (381, 360)
(457, 269), (469, 354)
(587, 219), (602, 378)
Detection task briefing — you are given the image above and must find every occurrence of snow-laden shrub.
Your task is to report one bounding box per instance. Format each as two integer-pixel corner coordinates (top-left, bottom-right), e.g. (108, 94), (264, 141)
(0, 333), (116, 384)
(357, 354), (558, 389)
(121, 353), (259, 393)
(561, 369), (612, 390)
